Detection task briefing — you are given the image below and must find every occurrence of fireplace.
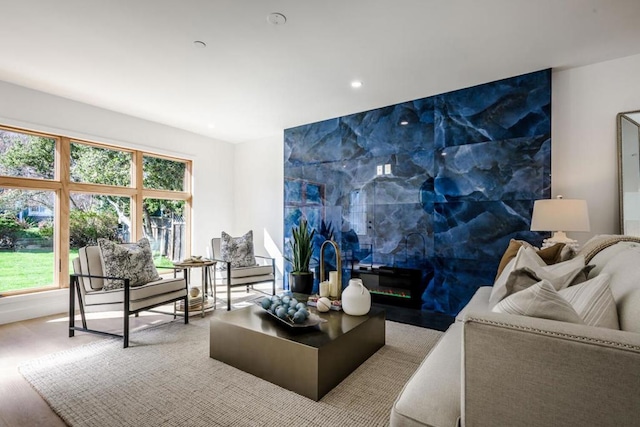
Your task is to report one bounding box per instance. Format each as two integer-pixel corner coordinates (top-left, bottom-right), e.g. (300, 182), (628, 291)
(351, 265), (430, 308)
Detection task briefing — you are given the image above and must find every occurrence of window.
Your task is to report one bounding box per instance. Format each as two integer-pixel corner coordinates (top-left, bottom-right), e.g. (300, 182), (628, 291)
(0, 189), (56, 293)
(143, 155), (186, 191)
(0, 125), (192, 295)
(144, 199), (186, 266)
(0, 129), (56, 180)
(71, 142), (132, 186)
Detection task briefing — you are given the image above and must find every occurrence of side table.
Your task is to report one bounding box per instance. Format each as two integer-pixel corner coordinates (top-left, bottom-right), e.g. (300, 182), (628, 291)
(172, 260), (216, 317)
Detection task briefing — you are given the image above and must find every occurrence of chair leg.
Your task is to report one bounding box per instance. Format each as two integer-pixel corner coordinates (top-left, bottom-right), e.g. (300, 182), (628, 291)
(124, 279), (130, 348)
(227, 275), (232, 311)
(76, 283), (88, 329)
(69, 277), (76, 337)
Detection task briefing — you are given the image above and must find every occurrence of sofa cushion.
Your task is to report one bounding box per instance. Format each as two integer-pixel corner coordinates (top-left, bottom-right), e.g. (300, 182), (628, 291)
(220, 230), (256, 270)
(218, 264), (273, 279)
(98, 238), (161, 290)
(456, 286), (492, 322)
(492, 280), (584, 324)
(84, 276), (185, 305)
(390, 322), (462, 427)
(76, 245), (106, 292)
(588, 242), (640, 332)
(559, 274), (619, 330)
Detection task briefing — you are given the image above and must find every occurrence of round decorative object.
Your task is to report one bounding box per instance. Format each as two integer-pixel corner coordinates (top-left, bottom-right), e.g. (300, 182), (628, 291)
(316, 297), (332, 312)
(189, 287), (200, 298)
(342, 278), (371, 316)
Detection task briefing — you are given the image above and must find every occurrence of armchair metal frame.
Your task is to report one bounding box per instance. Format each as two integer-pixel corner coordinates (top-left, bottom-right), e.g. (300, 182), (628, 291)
(210, 238), (276, 310)
(69, 270), (189, 348)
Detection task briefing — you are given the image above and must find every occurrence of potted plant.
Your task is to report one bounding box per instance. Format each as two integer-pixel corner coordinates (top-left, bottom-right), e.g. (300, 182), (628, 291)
(286, 219), (315, 294)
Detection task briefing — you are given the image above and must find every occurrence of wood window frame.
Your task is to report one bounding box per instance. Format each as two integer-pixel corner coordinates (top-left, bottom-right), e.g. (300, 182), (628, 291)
(0, 125), (192, 294)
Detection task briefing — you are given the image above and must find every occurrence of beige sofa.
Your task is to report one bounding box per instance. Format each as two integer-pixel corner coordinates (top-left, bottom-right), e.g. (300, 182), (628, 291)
(390, 238), (640, 427)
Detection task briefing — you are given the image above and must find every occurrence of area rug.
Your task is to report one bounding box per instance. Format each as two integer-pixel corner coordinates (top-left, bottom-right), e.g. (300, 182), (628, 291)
(20, 317), (442, 427)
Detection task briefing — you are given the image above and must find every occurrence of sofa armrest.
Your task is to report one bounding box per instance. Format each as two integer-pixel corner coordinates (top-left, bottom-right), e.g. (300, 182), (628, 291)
(461, 312), (640, 427)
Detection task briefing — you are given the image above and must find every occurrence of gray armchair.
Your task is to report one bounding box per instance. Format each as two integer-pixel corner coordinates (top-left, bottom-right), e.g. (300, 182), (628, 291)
(210, 237), (276, 310)
(69, 244), (189, 348)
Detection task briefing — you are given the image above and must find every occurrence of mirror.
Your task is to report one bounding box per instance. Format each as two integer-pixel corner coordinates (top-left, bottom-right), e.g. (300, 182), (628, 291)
(618, 110), (640, 235)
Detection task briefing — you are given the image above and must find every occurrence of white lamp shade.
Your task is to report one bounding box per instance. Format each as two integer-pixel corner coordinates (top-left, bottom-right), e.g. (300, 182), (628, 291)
(530, 199), (590, 232)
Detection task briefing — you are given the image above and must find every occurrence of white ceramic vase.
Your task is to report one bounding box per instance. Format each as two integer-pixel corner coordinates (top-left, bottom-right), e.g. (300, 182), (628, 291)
(342, 278), (371, 316)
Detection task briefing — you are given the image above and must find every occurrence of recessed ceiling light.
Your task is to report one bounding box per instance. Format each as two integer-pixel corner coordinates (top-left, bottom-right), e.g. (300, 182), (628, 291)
(267, 12), (287, 25)
(400, 120), (409, 126)
(351, 81), (363, 88)
(193, 40), (207, 49)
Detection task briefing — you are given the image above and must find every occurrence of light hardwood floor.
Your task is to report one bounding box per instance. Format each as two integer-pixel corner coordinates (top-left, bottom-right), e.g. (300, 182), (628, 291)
(0, 282), (276, 427)
(0, 310), (185, 427)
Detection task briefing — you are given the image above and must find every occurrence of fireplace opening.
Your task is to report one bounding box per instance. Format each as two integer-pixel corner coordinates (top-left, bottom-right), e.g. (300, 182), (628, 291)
(350, 265), (430, 308)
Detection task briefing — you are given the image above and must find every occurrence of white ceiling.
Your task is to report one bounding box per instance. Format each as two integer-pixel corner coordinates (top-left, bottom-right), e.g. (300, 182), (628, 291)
(1, 0), (640, 143)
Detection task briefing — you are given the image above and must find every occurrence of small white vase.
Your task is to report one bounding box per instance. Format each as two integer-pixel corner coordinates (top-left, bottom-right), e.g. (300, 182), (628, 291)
(342, 278), (371, 316)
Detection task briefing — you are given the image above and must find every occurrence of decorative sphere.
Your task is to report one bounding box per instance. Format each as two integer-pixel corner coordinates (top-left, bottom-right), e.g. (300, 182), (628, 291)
(295, 302), (306, 310)
(297, 307), (309, 317)
(276, 306), (288, 319)
(189, 287), (200, 298)
(287, 308), (297, 317)
(316, 297), (332, 312)
(261, 297), (271, 309)
(292, 311), (307, 324)
(289, 298), (298, 307)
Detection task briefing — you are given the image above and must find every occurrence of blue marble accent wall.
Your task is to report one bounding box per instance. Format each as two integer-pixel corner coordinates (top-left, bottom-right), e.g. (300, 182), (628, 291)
(284, 70), (551, 316)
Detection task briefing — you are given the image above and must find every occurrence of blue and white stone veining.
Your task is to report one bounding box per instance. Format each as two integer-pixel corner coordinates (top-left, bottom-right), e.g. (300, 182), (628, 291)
(284, 69), (551, 316)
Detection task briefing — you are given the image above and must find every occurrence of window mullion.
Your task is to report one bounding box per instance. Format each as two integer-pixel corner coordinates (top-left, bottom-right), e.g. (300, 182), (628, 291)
(57, 137), (71, 288)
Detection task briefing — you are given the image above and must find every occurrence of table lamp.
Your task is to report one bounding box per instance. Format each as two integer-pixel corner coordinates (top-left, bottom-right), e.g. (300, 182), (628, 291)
(530, 195), (590, 250)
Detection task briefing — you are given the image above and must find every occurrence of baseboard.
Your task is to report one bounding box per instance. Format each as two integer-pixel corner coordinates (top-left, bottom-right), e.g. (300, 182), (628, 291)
(0, 289), (68, 325)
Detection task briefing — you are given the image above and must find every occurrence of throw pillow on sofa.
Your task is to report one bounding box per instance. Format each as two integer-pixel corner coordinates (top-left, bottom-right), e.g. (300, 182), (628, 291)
(492, 279), (584, 324)
(219, 230), (257, 270)
(493, 274), (619, 330)
(97, 237), (162, 291)
(489, 246), (586, 308)
(558, 274), (619, 329)
(494, 239), (566, 280)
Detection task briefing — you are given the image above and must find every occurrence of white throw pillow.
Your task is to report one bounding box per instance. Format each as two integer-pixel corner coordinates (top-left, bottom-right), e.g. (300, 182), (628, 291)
(559, 274), (619, 329)
(493, 275), (620, 330)
(489, 256), (518, 307)
(492, 280), (584, 324)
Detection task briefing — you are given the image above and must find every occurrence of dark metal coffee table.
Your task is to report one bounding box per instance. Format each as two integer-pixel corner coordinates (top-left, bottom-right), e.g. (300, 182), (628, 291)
(210, 304), (385, 400)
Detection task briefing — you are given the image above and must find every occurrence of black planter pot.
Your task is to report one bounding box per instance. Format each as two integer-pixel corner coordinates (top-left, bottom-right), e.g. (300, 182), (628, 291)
(290, 272), (314, 294)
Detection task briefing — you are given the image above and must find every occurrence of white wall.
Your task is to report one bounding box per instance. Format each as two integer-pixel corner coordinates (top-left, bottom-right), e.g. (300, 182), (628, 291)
(552, 53), (640, 244)
(233, 134), (285, 282)
(0, 80), (235, 323)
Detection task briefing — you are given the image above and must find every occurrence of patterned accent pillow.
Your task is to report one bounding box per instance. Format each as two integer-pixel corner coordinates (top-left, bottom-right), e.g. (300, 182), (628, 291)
(97, 238), (161, 291)
(219, 230), (256, 270)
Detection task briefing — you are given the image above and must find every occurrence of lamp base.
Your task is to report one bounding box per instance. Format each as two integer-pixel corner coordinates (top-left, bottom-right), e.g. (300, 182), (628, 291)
(541, 231), (580, 251)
